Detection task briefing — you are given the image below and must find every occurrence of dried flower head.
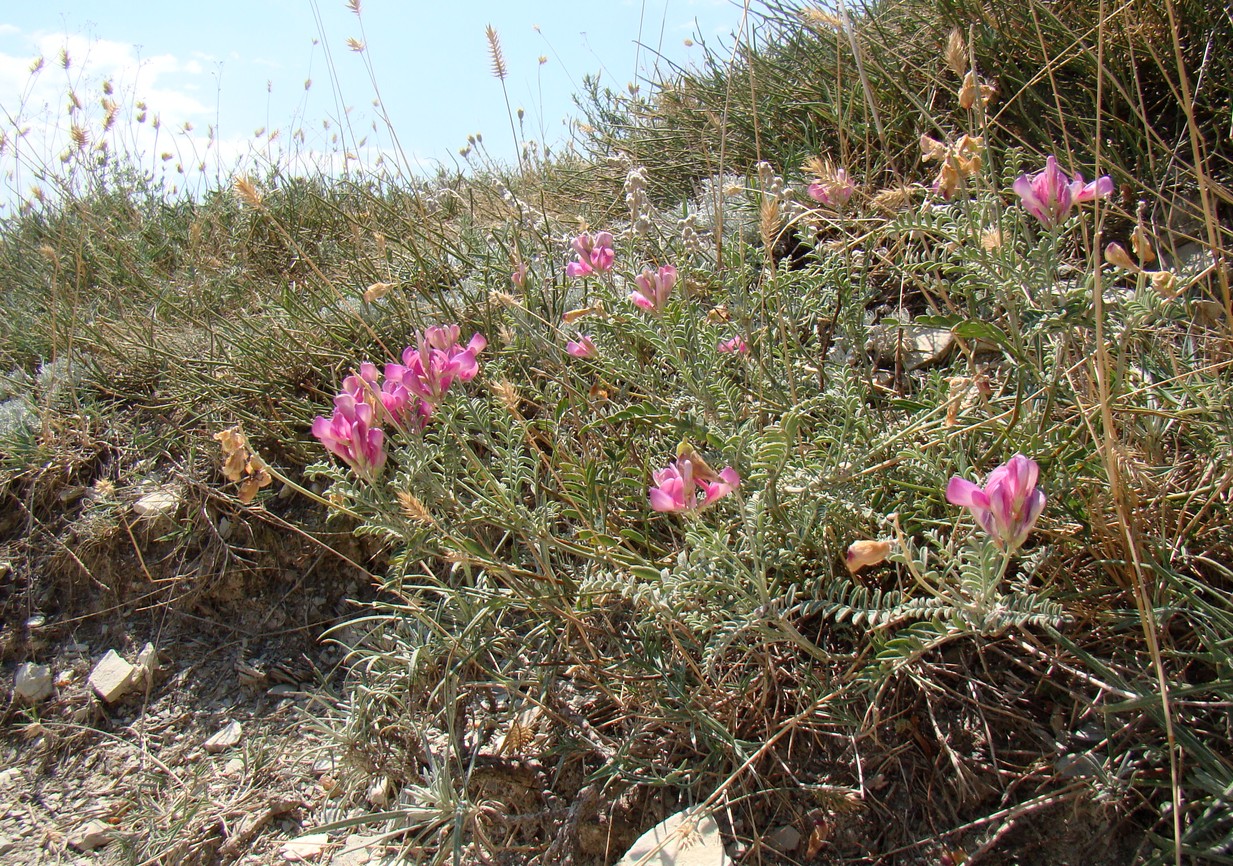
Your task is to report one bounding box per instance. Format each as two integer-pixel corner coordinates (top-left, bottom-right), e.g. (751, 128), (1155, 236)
(363, 282), (395, 302)
(846, 540), (892, 573)
(957, 71), (996, 110)
(214, 425), (273, 504)
(233, 176), (262, 207)
(801, 7), (844, 31)
(1148, 270), (1180, 299)
(485, 25), (507, 80)
(945, 28), (967, 77)
(1104, 243), (1139, 271)
(396, 491), (435, 525)
(1131, 222), (1157, 265)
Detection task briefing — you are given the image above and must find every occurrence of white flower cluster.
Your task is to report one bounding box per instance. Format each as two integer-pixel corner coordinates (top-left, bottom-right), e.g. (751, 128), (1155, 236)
(625, 165), (652, 236)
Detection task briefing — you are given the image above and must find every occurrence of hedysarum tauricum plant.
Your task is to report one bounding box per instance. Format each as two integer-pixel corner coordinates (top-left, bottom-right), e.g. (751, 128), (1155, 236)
(888, 454), (1050, 634)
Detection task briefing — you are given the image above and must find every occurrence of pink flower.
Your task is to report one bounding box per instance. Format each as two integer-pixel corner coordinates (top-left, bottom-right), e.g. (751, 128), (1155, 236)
(946, 454), (1046, 551)
(565, 335), (598, 358)
(807, 169), (855, 208)
(388, 325), (487, 407)
(341, 361), (431, 431)
(512, 262), (528, 287)
(566, 231), (615, 277)
(648, 456), (740, 513)
(1013, 156), (1113, 228)
(312, 392), (386, 481)
(629, 264), (677, 313)
(717, 336), (748, 354)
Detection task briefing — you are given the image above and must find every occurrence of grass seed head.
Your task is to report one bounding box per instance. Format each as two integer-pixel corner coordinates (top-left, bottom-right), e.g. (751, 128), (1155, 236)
(945, 28), (968, 77)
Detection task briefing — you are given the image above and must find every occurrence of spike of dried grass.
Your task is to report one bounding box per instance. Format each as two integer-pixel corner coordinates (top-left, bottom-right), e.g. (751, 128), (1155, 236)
(233, 176), (263, 208)
(486, 25), (507, 81)
(945, 28), (967, 77)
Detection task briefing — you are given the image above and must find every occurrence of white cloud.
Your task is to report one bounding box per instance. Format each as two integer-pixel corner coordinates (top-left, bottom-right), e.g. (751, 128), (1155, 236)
(0, 28), (225, 204)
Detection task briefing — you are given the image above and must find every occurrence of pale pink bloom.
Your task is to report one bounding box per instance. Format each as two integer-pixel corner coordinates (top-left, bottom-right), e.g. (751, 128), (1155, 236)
(717, 336), (748, 354)
(565, 335), (598, 358)
(807, 168), (855, 208)
(566, 231), (615, 277)
(312, 392), (386, 481)
(629, 264), (677, 313)
(512, 262), (528, 287)
(1013, 156), (1113, 228)
(649, 457), (740, 513)
(946, 453), (1046, 551)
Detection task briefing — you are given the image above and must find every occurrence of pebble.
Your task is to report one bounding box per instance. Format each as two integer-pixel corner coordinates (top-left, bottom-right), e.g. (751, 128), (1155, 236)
(281, 833), (329, 861)
(89, 650), (135, 703)
(14, 662), (53, 703)
(67, 819), (112, 851)
(767, 824), (801, 852)
(204, 720), (244, 753)
(133, 487), (181, 520)
(616, 807), (729, 866)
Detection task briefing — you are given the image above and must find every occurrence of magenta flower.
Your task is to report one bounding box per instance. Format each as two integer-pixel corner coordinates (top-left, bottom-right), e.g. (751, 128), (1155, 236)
(629, 264), (677, 314)
(807, 169), (855, 208)
(649, 456), (740, 514)
(1013, 156), (1113, 228)
(565, 335), (598, 358)
(341, 361), (431, 431)
(566, 231), (615, 277)
(717, 336), (748, 354)
(312, 392), (387, 481)
(946, 453), (1046, 551)
(387, 325), (487, 407)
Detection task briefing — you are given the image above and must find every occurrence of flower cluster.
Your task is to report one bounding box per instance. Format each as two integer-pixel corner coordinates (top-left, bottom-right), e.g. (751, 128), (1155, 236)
(717, 335), (748, 355)
(1014, 156), (1113, 229)
(566, 231), (615, 277)
(313, 325), (485, 480)
(649, 447), (740, 514)
(629, 264), (677, 313)
(946, 453), (1046, 552)
(920, 134), (983, 200)
(805, 159), (855, 209)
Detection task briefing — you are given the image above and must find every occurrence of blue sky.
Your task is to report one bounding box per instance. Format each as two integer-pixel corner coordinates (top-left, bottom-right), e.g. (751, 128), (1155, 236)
(0, 0), (748, 205)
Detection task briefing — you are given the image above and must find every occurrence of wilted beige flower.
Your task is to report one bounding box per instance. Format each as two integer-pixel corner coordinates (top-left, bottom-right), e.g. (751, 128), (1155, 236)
(362, 281), (395, 302)
(1104, 242), (1140, 271)
(846, 539), (892, 573)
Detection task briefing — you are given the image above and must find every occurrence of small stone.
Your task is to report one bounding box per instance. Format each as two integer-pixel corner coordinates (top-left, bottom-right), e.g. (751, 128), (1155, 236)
(24, 614), (45, 630)
(0, 836), (15, 855)
(133, 487), (180, 520)
(204, 720), (243, 753)
(281, 832), (330, 861)
(0, 768), (20, 787)
(866, 323), (955, 371)
(14, 662), (53, 703)
(65, 641), (89, 656)
(616, 807), (729, 866)
(334, 834), (378, 866)
(766, 824), (801, 852)
(89, 650), (135, 703)
(223, 758), (245, 776)
(67, 819), (112, 851)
